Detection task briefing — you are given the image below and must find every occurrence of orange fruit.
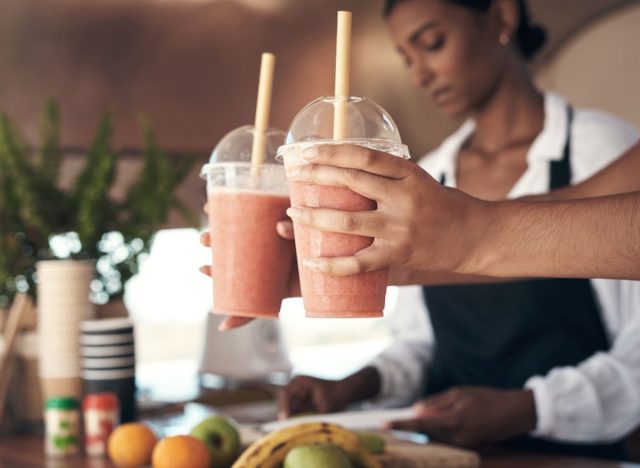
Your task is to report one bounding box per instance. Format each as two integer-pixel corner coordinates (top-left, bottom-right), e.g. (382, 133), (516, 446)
(108, 422), (157, 467)
(152, 435), (210, 468)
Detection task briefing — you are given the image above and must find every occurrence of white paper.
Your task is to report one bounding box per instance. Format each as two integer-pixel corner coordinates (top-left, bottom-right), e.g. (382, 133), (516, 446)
(261, 407), (417, 432)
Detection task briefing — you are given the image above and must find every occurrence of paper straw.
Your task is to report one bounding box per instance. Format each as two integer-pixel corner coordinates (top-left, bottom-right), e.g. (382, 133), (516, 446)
(251, 52), (276, 167)
(333, 11), (352, 141)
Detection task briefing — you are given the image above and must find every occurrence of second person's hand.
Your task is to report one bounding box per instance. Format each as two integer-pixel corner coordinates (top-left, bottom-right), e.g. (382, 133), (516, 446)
(285, 144), (487, 277)
(278, 375), (349, 419)
(388, 386), (536, 448)
(278, 366), (382, 419)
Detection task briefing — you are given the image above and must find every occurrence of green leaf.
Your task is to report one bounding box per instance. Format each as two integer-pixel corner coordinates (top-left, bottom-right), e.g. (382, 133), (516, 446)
(72, 114), (117, 258)
(120, 117), (198, 239)
(0, 101), (197, 304)
(38, 98), (63, 183)
(0, 114), (47, 240)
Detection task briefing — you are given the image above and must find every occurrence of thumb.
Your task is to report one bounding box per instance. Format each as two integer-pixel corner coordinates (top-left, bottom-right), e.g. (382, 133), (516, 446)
(414, 390), (460, 415)
(389, 415), (452, 440)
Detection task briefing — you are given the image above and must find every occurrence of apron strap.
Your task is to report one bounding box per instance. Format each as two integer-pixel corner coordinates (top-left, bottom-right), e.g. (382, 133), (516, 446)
(549, 105), (574, 190)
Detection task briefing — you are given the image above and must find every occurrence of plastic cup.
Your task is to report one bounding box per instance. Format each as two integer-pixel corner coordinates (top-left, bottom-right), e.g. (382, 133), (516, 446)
(200, 126), (294, 318)
(277, 96), (410, 318)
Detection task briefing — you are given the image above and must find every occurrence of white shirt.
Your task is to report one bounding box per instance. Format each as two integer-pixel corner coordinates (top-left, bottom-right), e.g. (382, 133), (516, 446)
(369, 92), (640, 442)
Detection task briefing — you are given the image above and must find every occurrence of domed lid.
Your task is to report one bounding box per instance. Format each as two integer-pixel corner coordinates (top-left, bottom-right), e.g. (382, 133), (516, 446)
(277, 96), (409, 158)
(200, 125), (286, 178)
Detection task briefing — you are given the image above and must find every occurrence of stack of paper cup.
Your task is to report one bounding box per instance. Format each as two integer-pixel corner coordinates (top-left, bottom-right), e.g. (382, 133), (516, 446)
(80, 318), (136, 423)
(37, 260), (95, 402)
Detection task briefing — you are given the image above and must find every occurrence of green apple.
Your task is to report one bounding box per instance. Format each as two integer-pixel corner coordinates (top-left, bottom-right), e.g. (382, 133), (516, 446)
(284, 444), (353, 468)
(190, 415), (241, 468)
(356, 431), (385, 454)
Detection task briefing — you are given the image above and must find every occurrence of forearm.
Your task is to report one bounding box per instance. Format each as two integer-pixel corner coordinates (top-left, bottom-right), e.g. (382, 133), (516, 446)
(551, 143), (640, 200)
(389, 268), (522, 286)
(463, 193), (640, 280)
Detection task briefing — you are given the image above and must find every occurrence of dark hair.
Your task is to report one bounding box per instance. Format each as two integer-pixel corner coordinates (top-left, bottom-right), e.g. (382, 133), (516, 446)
(383, 0), (546, 60)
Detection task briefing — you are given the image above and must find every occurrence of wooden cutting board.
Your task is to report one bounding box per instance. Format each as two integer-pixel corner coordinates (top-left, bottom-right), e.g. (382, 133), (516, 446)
(378, 437), (480, 467)
(238, 425), (480, 467)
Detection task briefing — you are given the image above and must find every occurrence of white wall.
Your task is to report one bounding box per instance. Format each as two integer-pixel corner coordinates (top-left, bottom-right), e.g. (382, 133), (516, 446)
(537, 3), (640, 129)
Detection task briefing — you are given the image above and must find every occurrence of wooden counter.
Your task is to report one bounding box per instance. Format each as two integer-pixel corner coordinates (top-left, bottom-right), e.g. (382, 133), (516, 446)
(0, 434), (637, 468)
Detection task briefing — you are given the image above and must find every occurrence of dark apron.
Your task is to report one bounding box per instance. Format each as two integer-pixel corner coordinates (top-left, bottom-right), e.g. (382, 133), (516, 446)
(423, 107), (627, 460)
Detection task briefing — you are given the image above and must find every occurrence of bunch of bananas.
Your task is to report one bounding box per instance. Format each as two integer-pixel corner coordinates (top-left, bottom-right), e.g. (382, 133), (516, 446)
(232, 422), (381, 468)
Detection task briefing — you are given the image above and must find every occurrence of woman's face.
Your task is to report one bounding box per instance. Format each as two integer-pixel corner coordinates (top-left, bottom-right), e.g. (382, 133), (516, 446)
(387, 0), (508, 117)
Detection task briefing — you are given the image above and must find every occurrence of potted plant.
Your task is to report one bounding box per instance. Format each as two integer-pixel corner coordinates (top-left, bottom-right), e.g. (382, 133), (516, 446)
(0, 99), (199, 314)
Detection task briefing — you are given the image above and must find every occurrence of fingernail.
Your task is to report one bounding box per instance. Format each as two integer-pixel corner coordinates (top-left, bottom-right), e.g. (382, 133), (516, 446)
(413, 402), (428, 412)
(302, 146), (319, 161)
(277, 222), (292, 233)
(199, 266), (208, 274)
(286, 207), (302, 220)
(303, 258), (325, 272)
(218, 322), (230, 332)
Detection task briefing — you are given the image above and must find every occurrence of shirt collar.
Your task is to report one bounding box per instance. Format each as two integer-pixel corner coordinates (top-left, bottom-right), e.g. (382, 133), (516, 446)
(429, 91), (570, 181)
(528, 92), (569, 163)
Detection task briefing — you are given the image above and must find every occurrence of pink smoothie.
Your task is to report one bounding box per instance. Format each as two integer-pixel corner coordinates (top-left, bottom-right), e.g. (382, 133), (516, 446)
(208, 190), (294, 318)
(289, 181), (387, 317)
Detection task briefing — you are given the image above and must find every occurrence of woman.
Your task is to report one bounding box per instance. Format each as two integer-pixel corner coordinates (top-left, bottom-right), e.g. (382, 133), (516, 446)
(278, 0), (640, 460)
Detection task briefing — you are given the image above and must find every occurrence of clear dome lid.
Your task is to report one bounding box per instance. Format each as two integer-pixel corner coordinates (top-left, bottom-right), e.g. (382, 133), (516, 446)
(200, 125), (286, 178)
(277, 96), (409, 158)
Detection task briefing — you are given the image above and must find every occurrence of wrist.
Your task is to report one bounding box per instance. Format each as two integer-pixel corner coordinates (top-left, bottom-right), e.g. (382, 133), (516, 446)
(506, 389), (537, 436)
(453, 195), (496, 275)
(459, 199), (523, 277)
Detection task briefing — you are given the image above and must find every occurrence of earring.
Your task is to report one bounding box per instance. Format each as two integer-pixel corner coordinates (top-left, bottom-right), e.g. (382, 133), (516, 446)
(499, 33), (510, 46)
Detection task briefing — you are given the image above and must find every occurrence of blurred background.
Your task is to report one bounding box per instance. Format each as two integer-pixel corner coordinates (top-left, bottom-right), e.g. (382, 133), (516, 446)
(1, 0), (639, 401)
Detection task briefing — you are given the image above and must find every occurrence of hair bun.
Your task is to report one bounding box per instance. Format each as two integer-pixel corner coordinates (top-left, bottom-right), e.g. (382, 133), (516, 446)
(515, 0), (547, 60)
(519, 24), (547, 59)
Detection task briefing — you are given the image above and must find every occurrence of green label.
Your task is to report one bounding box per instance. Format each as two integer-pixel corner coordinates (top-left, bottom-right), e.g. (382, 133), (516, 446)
(53, 434), (78, 449)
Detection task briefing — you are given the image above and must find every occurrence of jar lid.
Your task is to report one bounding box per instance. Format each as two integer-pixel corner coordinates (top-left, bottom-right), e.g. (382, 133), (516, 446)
(83, 392), (119, 410)
(45, 397), (79, 410)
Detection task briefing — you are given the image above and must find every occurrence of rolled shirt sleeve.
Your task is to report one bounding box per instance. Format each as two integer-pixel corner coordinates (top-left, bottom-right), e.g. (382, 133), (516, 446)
(367, 286), (435, 408)
(526, 280), (640, 441)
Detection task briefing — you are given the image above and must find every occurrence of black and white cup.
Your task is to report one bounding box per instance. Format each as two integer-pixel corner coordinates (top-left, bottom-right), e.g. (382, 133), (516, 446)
(79, 319), (136, 422)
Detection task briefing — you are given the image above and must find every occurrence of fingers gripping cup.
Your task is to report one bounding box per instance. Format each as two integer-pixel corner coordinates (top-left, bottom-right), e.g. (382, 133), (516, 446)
(277, 96), (410, 318)
(201, 126), (294, 318)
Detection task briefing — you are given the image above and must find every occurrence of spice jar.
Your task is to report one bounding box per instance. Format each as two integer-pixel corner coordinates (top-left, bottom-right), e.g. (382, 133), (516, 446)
(83, 392), (120, 457)
(45, 397), (80, 457)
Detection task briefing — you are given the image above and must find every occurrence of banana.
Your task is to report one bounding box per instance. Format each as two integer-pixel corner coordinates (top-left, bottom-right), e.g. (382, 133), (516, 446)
(232, 422), (334, 467)
(233, 422), (381, 468)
